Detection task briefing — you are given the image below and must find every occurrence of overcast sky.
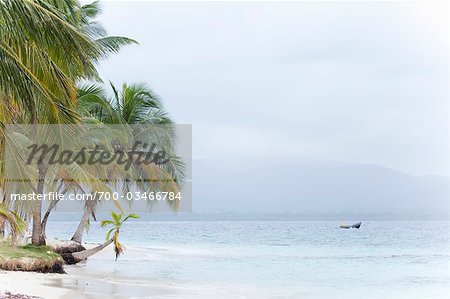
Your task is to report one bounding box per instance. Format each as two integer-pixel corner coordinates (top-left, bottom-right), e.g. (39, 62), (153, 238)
(95, 1), (448, 177)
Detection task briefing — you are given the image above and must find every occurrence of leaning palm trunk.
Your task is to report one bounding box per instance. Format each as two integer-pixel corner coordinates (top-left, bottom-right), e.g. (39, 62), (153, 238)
(41, 198), (60, 237)
(0, 221), (4, 238)
(62, 212), (138, 264)
(71, 208), (91, 243)
(71, 197), (97, 243)
(65, 238), (113, 264)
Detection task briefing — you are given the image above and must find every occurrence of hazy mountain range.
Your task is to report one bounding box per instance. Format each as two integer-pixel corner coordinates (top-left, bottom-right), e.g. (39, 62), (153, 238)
(193, 158), (449, 217)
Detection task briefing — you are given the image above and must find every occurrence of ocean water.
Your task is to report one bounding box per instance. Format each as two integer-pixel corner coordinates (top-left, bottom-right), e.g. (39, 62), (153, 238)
(46, 218), (450, 298)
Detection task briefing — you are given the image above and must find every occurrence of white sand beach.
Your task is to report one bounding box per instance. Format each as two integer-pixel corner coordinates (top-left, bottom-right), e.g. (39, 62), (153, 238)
(0, 271), (71, 298)
(0, 246), (261, 299)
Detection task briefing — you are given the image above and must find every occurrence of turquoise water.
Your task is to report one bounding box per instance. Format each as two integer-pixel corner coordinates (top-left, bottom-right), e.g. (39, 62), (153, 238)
(47, 219), (450, 298)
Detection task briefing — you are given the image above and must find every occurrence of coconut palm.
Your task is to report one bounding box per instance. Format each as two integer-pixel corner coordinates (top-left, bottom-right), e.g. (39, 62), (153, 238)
(65, 0), (136, 71)
(78, 82), (185, 182)
(0, 0), (99, 123)
(69, 211), (139, 263)
(68, 82), (186, 244)
(0, 0), (136, 245)
(0, 0), (97, 246)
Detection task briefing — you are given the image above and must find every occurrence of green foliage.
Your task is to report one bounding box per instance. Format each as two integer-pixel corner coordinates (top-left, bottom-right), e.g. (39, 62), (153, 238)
(100, 211), (140, 260)
(0, 0), (135, 239)
(0, 203), (26, 242)
(77, 82), (187, 210)
(0, 243), (60, 261)
(0, 0), (182, 252)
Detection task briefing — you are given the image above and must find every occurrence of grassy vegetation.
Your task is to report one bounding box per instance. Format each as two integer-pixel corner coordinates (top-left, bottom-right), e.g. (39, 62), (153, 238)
(0, 242), (64, 273)
(0, 244), (59, 260)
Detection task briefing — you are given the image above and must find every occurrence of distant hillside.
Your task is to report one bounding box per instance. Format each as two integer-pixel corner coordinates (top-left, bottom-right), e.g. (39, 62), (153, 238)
(193, 158), (449, 217)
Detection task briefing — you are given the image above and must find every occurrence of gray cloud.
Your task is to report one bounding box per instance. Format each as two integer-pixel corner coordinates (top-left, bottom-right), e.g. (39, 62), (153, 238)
(96, 1), (448, 176)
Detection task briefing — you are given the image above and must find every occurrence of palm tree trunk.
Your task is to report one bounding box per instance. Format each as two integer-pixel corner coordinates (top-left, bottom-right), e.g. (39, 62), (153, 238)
(0, 220), (5, 239)
(31, 202), (43, 245)
(41, 198), (60, 238)
(30, 111), (45, 246)
(71, 208), (90, 243)
(71, 238), (113, 262)
(31, 160), (46, 246)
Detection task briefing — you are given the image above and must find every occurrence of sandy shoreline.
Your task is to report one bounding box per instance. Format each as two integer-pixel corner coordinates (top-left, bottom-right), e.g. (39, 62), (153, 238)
(0, 266), (174, 299)
(0, 243), (119, 299)
(0, 243), (258, 299)
(0, 245), (185, 299)
(0, 271), (70, 298)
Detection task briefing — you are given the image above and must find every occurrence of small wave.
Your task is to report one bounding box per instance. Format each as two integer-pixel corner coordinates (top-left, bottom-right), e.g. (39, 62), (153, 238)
(297, 253), (450, 261)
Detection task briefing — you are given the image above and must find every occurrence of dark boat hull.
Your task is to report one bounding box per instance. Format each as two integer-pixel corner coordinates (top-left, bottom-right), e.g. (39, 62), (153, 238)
(340, 222), (361, 229)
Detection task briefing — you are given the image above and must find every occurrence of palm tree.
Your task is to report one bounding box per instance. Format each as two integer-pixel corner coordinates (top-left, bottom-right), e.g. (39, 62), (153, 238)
(78, 82), (185, 183)
(69, 82), (185, 244)
(1, 0), (98, 246)
(0, 0), (136, 245)
(68, 211), (139, 263)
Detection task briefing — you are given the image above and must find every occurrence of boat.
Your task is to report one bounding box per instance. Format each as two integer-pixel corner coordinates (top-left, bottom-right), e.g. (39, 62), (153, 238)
(339, 222), (361, 229)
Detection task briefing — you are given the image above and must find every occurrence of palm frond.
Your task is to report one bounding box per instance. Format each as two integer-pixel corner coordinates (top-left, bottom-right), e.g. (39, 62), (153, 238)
(96, 36), (137, 57)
